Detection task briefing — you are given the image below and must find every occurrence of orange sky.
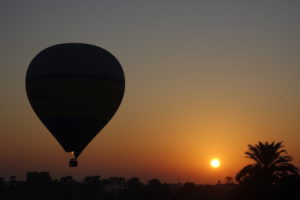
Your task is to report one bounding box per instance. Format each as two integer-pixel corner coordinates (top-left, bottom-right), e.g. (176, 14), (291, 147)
(1, 1), (300, 184)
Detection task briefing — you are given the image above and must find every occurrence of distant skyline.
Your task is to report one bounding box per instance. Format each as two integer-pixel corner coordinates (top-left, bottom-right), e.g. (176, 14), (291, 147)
(1, 1), (300, 184)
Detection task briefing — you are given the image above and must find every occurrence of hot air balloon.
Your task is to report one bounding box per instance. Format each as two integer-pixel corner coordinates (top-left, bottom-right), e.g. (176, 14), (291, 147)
(25, 43), (125, 167)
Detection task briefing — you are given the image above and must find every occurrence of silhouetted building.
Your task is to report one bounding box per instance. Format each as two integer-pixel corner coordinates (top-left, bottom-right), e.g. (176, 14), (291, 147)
(26, 171), (52, 185)
(60, 175), (74, 183)
(8, 176), (16, 187)
(26, 172), (39, 185)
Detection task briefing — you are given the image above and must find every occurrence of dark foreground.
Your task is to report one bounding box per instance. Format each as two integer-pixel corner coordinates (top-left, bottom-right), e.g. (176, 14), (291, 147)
(0, 172), (299, 200)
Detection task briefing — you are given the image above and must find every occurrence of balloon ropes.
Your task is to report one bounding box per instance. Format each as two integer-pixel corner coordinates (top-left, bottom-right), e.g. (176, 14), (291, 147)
(26, 43), (125, 167)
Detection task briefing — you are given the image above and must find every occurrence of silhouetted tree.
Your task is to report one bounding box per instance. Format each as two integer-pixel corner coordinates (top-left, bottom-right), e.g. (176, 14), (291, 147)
(119, 177), (143, 200)
(235, 141), (299, 200)
(175, 182), (199, 200)
(127, 177), (143, 190)
(236, 141), (298, 184)
(144, 178), (171, 200)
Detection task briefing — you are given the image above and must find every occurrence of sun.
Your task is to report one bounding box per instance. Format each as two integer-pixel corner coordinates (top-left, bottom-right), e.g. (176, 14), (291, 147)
(210, 159), (220, 168)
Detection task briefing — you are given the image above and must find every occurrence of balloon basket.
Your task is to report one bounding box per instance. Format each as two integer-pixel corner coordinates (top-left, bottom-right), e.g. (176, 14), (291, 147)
(69, 158), (78, 167)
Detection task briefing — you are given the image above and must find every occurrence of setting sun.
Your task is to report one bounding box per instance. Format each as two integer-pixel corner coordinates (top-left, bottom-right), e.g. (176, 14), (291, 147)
(210, 159), (220, 168)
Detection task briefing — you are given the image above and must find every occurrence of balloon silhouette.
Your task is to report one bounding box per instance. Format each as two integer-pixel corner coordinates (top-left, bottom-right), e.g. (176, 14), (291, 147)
(26, 43), (125, 167)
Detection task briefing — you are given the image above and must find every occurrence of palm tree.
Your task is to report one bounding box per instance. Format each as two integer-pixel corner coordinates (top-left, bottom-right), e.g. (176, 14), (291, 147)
(236, 141), (298, 185)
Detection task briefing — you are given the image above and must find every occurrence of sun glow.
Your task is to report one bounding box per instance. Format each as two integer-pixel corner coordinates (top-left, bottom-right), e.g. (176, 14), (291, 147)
(210, 159), (220, 168)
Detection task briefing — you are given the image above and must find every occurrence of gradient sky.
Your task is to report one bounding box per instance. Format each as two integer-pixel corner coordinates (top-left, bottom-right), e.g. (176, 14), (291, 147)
(1, 0), (300, 184)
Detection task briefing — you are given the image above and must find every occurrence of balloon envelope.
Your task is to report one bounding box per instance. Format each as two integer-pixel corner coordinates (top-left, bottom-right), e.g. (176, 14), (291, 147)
(26, 43), (125, 158)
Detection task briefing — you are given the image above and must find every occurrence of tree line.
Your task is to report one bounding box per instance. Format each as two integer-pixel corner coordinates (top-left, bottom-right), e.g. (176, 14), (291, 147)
(0, 141), (299, 200)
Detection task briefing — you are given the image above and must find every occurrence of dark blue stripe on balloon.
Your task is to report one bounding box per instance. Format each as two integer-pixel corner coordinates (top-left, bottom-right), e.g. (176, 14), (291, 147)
(26, 73), (124, 83)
